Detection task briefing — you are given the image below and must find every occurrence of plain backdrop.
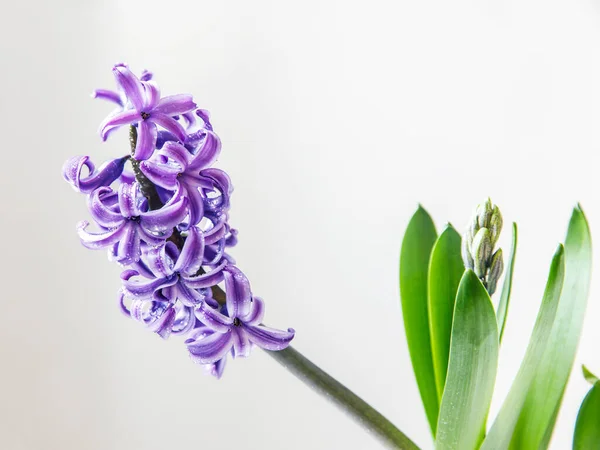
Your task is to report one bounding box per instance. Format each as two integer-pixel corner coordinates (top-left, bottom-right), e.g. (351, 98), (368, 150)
(1, 0), (600, 449)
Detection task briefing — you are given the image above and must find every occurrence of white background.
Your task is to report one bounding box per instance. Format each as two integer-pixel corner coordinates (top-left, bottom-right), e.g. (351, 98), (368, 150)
(1, 0), (599, 449)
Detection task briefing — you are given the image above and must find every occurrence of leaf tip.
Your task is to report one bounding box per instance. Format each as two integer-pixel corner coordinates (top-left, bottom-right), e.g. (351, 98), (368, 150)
(582, 365), (599, 385)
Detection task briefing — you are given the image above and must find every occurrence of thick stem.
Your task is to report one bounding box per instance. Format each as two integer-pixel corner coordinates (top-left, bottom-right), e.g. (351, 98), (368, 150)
(265, 347), (420, 450)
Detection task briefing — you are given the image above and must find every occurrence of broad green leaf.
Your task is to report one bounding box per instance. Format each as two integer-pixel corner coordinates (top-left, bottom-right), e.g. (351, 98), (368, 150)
(497, 223), (517, 343)
(436, 270), (499, 450)
(582, 365), (599, 385)
(428, 225), (464, 401)
(511, 206), (592, 449)
(400, 206), (439, 436)
(573, 381), (600, 450)
(481, 245), (565, 450)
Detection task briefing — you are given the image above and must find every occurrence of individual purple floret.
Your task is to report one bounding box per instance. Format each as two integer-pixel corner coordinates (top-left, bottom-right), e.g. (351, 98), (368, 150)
(189, 266), (295, 363)
(99, 65), (196, 161)
(77, 183), (187, 264)
(140, 136), (221, 228)
(122, 226), (227, 306)
(63, 64), (294, 378)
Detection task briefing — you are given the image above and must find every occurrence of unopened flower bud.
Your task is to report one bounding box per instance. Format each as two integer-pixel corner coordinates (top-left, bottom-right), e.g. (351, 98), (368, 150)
(476, 198), (493, 229)
(472, 228), (492, 279)
(489, 205), (503, 247)
(486, 249), (504, 295)
(462, 235), (474, 270)
(462, 198), (504, 295)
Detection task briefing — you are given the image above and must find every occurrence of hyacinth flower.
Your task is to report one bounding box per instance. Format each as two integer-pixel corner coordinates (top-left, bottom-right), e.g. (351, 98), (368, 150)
(190, 266), (295, 362)
(122, 226), (227, 307)
(99, 65), (197, 160)
(140, 137), (224, 227)
(77, 182), (188, 264)
(63, 64), (423, 450)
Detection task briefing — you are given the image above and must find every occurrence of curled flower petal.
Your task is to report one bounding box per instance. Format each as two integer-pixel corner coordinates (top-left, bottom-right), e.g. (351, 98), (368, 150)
(99, 109), (140, 140)
(113, 65), (145, 111)
(187, 330), (233, 364)
(92, 89), (122, 106)
(144, 245), (174, 278)
(202, 168), (233, 196)
(139, 159), (179, 190)
(224, 266), (252, 318)
(195, 301), (233, 332)
(137, 225), (170, 246)
(174, 226), (204, 274)
(134, 120), (158, 161)
(148, 304), (176, 339)
(88, 187), (123, 228)
(153, 94), (196, 116)
(243, 325), (295, 351)
(241, 297), (265, 326)
(118, 289), (131, 316)
(205, 356), (227, 379)
(204, 220), (226, 244)
(151, 113), (187, 142)
(123, 272), (177, 299)
(62, 156), (128, 194)
(161, 141), (190, 168)
(232, 328), (251, 358)
(183, 259), (227, 288)
(188, 131), (221, 171)
(140, 196), (188, 233)
(196, 109), (213, 130)
(118, 183), (140, 218)
(172, 305), (195, 335)
(180, 111), (197, 129)
(172, 282), (206, 307)
(115, 223), (141, 264)
(77, 220), (127, 249)
(180, 185), (204, 229)
(143, 81), (161, 110)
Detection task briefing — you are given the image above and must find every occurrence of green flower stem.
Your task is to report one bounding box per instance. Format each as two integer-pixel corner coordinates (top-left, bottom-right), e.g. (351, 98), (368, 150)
(265, 347), (420, 450)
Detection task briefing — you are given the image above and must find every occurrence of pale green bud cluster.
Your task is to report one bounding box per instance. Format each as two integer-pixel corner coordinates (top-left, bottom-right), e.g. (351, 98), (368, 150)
(462, 198), (504, 295)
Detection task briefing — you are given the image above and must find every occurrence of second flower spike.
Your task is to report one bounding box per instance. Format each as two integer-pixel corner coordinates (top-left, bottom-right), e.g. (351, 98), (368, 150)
(462, 198), (504, 295)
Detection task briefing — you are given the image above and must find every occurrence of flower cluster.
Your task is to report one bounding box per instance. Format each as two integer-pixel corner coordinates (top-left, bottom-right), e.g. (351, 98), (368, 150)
(63, 64), (294, 377)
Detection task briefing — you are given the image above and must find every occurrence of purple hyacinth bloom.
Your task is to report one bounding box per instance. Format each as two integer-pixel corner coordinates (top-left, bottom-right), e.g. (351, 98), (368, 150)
(140, 135), (222, 227)
(122, 226), (228, 305)
(77, 183), (188, 264)
(63, 64), (295, 377)
(99, 65), (197, 161)
(189, 266), (295, 363)
(62, 155), (128, 194)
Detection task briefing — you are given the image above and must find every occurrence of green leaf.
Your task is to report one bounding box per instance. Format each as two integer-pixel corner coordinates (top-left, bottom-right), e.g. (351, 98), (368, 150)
(573, 381), (600, 450)
(481, 245), (565, 450)
(582, 365), (599, 385)
(400, 206), (439, 436)
(511, 206), (593, 449)
(497, 223), (517, 343)
(428, 225), (464, 401)
(436, 270), (499, 450)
